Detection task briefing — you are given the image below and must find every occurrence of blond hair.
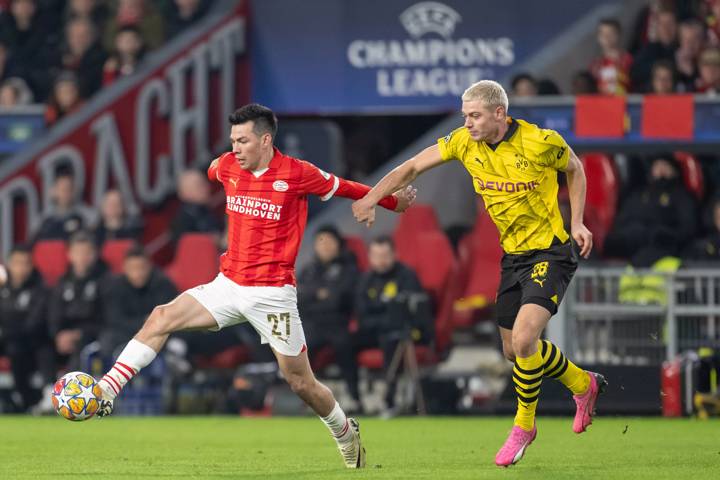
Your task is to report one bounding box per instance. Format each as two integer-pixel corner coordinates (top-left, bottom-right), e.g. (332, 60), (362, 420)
(462, 80), (509, 113)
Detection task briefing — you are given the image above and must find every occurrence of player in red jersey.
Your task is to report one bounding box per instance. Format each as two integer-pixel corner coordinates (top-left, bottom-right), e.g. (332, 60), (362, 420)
(95, 104), (416, 468)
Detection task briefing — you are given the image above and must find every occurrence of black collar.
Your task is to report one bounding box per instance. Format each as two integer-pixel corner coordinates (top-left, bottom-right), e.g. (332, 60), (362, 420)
(487, 118), (519, 151)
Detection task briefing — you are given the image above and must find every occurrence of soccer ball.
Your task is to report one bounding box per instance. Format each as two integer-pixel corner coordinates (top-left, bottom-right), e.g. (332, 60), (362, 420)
(52, 371), (103, 421)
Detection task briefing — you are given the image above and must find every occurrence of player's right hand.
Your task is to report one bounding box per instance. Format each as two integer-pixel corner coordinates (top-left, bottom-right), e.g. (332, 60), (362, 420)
(393, 185), (417, 213)
(352, 197), (376, 228)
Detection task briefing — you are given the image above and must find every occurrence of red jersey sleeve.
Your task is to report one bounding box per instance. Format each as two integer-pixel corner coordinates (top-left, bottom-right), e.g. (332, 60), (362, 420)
(207, 160), (220, 182)
(297, 160), (339, 200)
(209, 153), (234, 183)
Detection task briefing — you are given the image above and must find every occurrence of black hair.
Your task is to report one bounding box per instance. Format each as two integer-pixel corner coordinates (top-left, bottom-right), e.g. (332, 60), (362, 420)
(68, 230), (96, 248)
(511, 73), (536, 91)
(228, 103), (278, 139)
(124, 243), (148, 260)
(370, 235), (395, 250)
(9, 244), (32, 256)
(315, 224), (344, 247)
(599, 17), (622, 33)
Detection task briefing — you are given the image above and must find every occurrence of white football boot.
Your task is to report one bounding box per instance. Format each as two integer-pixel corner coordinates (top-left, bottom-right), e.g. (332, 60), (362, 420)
(338, 418), (366, 468)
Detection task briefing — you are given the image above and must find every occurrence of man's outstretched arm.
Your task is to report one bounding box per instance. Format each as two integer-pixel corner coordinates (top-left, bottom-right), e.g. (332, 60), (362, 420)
(333, 178), (416, 212)
(352, 144), (445, 226)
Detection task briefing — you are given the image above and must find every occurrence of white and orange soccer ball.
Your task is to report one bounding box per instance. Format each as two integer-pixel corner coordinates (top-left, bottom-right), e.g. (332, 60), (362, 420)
(52, 372), (103, 421)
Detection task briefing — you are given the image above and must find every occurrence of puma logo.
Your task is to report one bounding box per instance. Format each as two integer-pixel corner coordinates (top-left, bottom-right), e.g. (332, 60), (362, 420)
(229, 178), (238, 188)
(475, 157), (485, 168)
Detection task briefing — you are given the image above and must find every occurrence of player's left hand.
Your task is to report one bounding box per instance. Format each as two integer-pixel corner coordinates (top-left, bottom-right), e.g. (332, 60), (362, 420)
(393, 185), (417, 213)
(571, 222), (593, 259)
(352, 197), (377, 227)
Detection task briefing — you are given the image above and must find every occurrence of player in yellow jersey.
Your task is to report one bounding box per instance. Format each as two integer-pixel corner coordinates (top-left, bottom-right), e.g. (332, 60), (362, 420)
(352, 80), (607, 467)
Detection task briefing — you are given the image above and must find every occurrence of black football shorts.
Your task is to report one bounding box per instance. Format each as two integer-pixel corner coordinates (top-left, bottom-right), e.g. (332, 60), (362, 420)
(495, 240), (578, 330)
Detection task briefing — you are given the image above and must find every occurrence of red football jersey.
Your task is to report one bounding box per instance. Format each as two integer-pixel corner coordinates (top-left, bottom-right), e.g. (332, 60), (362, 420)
(210, 148), (340, 287)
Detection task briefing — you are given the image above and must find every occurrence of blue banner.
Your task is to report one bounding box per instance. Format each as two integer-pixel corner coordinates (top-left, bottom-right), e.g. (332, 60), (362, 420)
(250, 0), (609, 114)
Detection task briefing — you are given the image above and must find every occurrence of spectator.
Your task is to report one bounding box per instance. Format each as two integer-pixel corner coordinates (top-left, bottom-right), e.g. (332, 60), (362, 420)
(165, 0), (211, 40)
(102, 25), (145, 86)
(0, 76), (32, 106)
(0, 0), (53, 98)
(631, 9), (678, 91)
(60, 16), (107, 97)
(93, 189), (143, 246)
(590, 18), (633, 95)
(704, 0), (720, 47)
(0, 245), (53, 410)
(675, 18), (706, 91)
(604, 155), (698, 266)
(170, 169), (223, 246)
(650, 59), (678, 94)
(510, 73), (538, 97)
(537, 78), (561, 95)
(0, 80), (16, 106)
(48, 231), (108, 368)
(354, 236), (432, 415)
(65, 0), (108, 31)
(103, 0), (164, 51)
(571, 70), (599, 94)
(696, 47), (720, 94)
(297, 225), (361, 408)
(100, 245), (177, 358)
(683, 197), (720, 261)
(45, 71), (83, 125)
(33, 169), (92, 242)
(628, 0), (677, 53)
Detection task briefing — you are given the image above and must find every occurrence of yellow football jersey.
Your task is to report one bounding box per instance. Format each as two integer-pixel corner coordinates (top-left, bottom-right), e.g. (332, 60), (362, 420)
(437, 117), (570, 254)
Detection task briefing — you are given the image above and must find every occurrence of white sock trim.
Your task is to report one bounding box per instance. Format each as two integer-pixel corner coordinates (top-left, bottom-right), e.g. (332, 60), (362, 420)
(320, 402), (350, 439)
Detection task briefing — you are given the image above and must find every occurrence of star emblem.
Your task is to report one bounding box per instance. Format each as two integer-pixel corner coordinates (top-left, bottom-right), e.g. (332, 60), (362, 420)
(78, 384), (98, 403)
(56, 392), (70, 410)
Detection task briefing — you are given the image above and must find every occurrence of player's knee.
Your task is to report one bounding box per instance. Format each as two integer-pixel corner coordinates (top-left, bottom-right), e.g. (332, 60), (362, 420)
(511, 332), (535, 358)
(145, 304), (178, 335)
(502, 343), (516, 362)
(286, 373), (313, 397)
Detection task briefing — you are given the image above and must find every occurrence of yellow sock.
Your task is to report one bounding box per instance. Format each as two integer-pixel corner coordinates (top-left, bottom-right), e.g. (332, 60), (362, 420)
(539, 340), (590, 396)
(513, 349), (543, 431)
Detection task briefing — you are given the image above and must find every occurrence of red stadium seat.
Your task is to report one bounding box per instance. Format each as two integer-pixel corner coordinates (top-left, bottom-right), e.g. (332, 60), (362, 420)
(580, 153), (619, 254)
(193, 345), (250, 370)
(393, 204), (442, 256)
(451, 209), (503, 328)
(101, 239), (136, 274)
(32, 240), (68, 287)
(674, 152), (704, 201)
(396, 231), (456, 307)
(344, 235), (369, 272)
(356, 345), (437, 370)
(165, 234), (219, 292)
(394, 204), (441, 233)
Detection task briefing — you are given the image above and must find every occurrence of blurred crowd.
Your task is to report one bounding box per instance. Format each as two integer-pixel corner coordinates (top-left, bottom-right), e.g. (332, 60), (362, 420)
(0, 0), (213, 122)
(511, 1), (720, 96)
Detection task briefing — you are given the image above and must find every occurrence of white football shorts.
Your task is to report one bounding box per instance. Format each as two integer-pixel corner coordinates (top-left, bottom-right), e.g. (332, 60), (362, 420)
(185, 273), (306, 356)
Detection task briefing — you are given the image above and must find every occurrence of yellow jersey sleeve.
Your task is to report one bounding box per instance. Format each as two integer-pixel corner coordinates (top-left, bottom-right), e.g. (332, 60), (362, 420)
(437, 127), (467, 162)
(535, 129), (570, 171)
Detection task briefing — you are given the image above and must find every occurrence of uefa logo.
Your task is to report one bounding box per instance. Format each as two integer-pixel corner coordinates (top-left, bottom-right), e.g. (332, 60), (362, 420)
(399, 2), (461, 39)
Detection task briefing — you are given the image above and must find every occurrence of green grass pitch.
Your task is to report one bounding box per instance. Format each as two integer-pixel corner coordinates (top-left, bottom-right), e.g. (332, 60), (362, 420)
(0, 416), (717, 479)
